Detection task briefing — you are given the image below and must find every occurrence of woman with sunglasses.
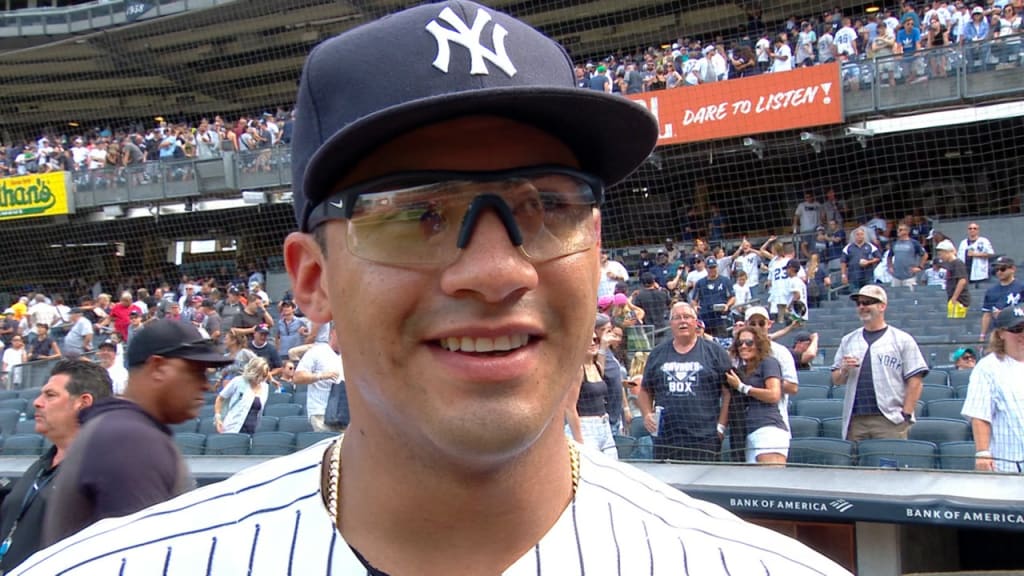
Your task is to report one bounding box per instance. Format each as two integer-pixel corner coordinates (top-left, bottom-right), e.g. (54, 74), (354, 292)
(726, 328), (789, 465)
(565, 327), (619, 459)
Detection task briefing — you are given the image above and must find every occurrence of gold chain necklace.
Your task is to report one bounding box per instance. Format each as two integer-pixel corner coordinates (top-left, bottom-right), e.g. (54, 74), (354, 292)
(326, 439), (581, 528)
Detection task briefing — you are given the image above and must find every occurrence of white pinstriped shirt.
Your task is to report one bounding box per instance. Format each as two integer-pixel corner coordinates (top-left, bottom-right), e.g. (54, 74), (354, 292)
(961, 353), (1024, 473)
(12, 441), (850, 575)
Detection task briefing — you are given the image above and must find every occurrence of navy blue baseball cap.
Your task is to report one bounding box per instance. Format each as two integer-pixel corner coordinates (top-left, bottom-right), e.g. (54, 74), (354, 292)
(292, 0), (658, 232)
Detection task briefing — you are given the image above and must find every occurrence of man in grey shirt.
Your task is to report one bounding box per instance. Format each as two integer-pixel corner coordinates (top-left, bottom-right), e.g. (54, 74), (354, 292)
(62, 308), (93, 359)
(887, 223), (927, 290)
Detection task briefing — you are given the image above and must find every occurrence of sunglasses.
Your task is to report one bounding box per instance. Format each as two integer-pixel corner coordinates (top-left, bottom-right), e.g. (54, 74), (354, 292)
(958, 355), (976, 361)
(305, 165), (603, 267)
(995, 266), (1012, 272)
(854, 299), (880, 307)
(737, 339), (756, 348)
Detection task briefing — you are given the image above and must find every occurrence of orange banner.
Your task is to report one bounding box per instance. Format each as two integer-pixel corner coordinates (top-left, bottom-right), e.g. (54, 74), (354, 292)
(628, 63), (844, 146)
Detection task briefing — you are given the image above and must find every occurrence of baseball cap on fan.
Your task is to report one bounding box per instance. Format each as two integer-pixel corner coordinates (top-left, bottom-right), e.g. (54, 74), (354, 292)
(291, 0), (659, 232)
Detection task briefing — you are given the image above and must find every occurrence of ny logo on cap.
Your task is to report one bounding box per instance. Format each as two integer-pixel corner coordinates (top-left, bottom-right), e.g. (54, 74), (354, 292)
(425, 7), (517, 77)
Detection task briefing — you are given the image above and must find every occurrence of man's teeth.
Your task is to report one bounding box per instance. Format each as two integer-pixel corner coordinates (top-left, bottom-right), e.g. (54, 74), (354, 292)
(440, 334), (529, 352)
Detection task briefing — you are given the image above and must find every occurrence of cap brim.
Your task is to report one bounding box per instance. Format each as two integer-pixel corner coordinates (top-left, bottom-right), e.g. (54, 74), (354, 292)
(171, 350), (233, 367)
(302, 86), (657, 231)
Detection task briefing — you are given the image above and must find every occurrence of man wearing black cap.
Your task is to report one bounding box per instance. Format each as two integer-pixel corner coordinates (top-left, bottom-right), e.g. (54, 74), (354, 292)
(962, 306), (1024, 472)
(789, 331), (819, 370)
(248, 323), (282, 377)
(15, 4), (848, 575)
(40, 319), (231, 548)
(979, 256), (1024, 343)
(693, 256), (734, 337)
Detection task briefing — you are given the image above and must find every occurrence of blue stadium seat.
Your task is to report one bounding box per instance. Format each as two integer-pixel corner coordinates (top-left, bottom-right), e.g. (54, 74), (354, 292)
(791, 385), (830, 413)
(926, 398), (967, 421)
(2, 433), (45, 456)
(203, 391), (219, 405)
(255, 415), (279, 433)
(249, 431), (296, 455)
(787, 415), (821, 438)
(0, 398), (27, 414)
(198, 417), (219, 435)
(15, 420), (38, 434)
(798, 371), (834, 388)
(856, 439), (938, 469)
(204, 433), (251, 455)
(292, 390), (307, 407)
(198, 404), (218, 419)
(954, 383), (971, 399)
(614, 434), (637, 460)
(939, 441), (977, 471)
(266, 393), (294, 406)
(795, 399), (844, 420)
(0, 391), (19, 401)
(264, 403), (303, 418)
(918, 384), (954, 403)
(0, 409), (21, 437)
(296, 431), (337, 450)
(827, 385), (845, 399)
(173, 432), (206, 455)
(922, 370), (949, 386)
(278, 415), (314, 434)
(948, 369), (972, 389)
(17, 388), (41, 401)
(909, 418), (971, 444)
(169, 419), (199, 435)
(821, 417), (845, 439)
(788, 438), (855, 466)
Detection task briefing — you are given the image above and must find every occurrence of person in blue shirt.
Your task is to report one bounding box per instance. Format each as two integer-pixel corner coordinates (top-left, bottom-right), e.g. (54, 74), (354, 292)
(979, 257), (1024, 343)
(897, 18), (923, 83)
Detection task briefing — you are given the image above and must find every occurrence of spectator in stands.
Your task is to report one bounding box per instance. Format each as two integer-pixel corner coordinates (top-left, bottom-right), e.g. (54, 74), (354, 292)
(755, 31), (772, 71)
(897, 17), (924, 83)
(841, 227), (881, 291)
(793, 192), (824, 250)
(248, 324), (282, 378)
(831, 285), (928, 441)
(194, 120), (221, 159)
(951, 347), (977, 370)
(694, 257), (735, 337)
(199, 299), (222, 345)
(126, 310), (144, 344)
(632, 272), (671, 342)
(958, 222), (995, 286)
(220, 332), (256, 388)
(107, 291), (140, 341)
(725, 328), (788, 464)
(758, 238), (791, 320)
(96, 339), (128, 395)
(1, 334), (26, 387)
(0, 360), (112, 574)
(28, 294), (60, 333)
(0, 309), (17, 348)
(230, 296), (273, 336)
(293, 327), (343, 433)
(979, 257), (1024, 342)
(598, 250), (628, 299)
(742, 305), (800, 406)
(41, 320), (231, 548)
(684, 255), (709, 299)
(215, 356), (271, 435)
(818, 24), (836, 63)
(924, 258), (948, 289)
(63, 308), (94, 360)
(273, 359), (297, 394)
(588, 64), (611, 92)
(888, 222), (928, 290)
(732, 238), (763, 297)
(868, 17), (898, 86)
(217, 285), (244, 327)
(639, 302), (732, 462)
(806, 253), (831, 308)
(796, 20), (818, 66)
(790, 331), (819, 370)
(769, 33), (794, 72)
(936, 239), (970, 319)
(635, 248), (653, 277)
(962, 7), (991, 70)
(962, 306), (1024, 472)
(925, 12), (951, 77)
(565, 321), (619, 458)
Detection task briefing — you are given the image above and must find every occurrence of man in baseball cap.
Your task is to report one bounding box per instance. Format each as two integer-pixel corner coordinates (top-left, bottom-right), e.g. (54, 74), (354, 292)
(19, 3), (848, 575)
(979, 256), (1024, 343)
(962, 305), (1024, 472)
(41, 320), (230, 548)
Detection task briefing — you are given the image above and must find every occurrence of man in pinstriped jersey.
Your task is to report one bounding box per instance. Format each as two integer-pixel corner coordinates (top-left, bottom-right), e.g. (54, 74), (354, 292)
(13, 3), (850, 575)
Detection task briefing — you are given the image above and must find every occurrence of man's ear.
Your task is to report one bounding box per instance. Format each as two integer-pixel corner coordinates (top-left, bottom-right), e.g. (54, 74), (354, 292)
(75, 393), (95, 411)
(284, 231), (332, 325)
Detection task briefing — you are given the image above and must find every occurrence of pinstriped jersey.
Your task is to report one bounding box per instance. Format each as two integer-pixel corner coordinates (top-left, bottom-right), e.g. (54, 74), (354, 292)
(13, 440), (850, 575)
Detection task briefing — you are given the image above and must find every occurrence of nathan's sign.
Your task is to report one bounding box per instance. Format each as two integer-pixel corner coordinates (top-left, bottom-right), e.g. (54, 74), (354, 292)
(628, 62), (844, 145)
(0, 171), (75, 221)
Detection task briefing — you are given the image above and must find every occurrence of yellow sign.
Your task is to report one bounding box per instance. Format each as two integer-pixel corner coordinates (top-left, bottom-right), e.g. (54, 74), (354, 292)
(0, 171), (74, 221)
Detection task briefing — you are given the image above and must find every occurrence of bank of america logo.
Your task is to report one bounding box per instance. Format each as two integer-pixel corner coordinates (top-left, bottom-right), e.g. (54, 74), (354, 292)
(829, 499), (854, 513)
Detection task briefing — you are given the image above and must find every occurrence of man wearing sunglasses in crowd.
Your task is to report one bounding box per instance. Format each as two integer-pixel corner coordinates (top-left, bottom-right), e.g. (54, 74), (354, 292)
(978, 257), (1024, 345)
(13, 3), (849, 575)
(831, 285), (928, 442)
(962, 306), (1024, 473)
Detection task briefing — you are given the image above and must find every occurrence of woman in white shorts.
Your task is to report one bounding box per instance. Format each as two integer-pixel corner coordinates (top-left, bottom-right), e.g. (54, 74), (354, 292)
(726, 328), (790, 465)
(565, 325), (618, 459)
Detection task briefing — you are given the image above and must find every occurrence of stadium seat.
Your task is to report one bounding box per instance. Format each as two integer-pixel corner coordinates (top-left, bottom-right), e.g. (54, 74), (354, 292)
(255, 415), (280, 433)
(296, 431), (337, 450)
(292, 391), (308, 407)
(948, 369), (972, 389)
(204, 433), (251, 455)
(788, 438), (855, 467)
(791, 385), (830, 411)
(264, 403), (303, 418)
(198, 404), (218, 419)
(173, 432), (207, 455)
(17, 388), (41, 401)
(0, 398), (27, 414)
(918, 384), (954, 403)
(203, 391), (219, 405)
(922, 370), (949, 386)
(629, 417), (650, 439)
(198, 417), (219, 435)
(249, 431), (296, 456)
(278, 415), (314, 434)
(798, 371), (833, 388)
(787, 415), (821, 438)
(15, 420), (37, 434)
(2, 433), (45, 456)
(856, 439), (938, 469)
(820, 417), (845, 439)
(827, 385), (845, 399)
(614, 434), (637, 460)
(909, 418), (971, 444)
(266, 393), (294, 405)
(0, 391), (19, 401)
(939, 441), (977, 471)
(22, 403), (35, 420)
(169, 419), (199, 435)
(795, 399), (844, 420)
(926, 399), (967, 421)
(954, 383), (971, 399)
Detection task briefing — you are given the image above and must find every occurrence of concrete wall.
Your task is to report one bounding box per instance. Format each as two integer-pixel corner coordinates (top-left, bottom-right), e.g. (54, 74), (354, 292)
(932, 215), (1024, 266)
